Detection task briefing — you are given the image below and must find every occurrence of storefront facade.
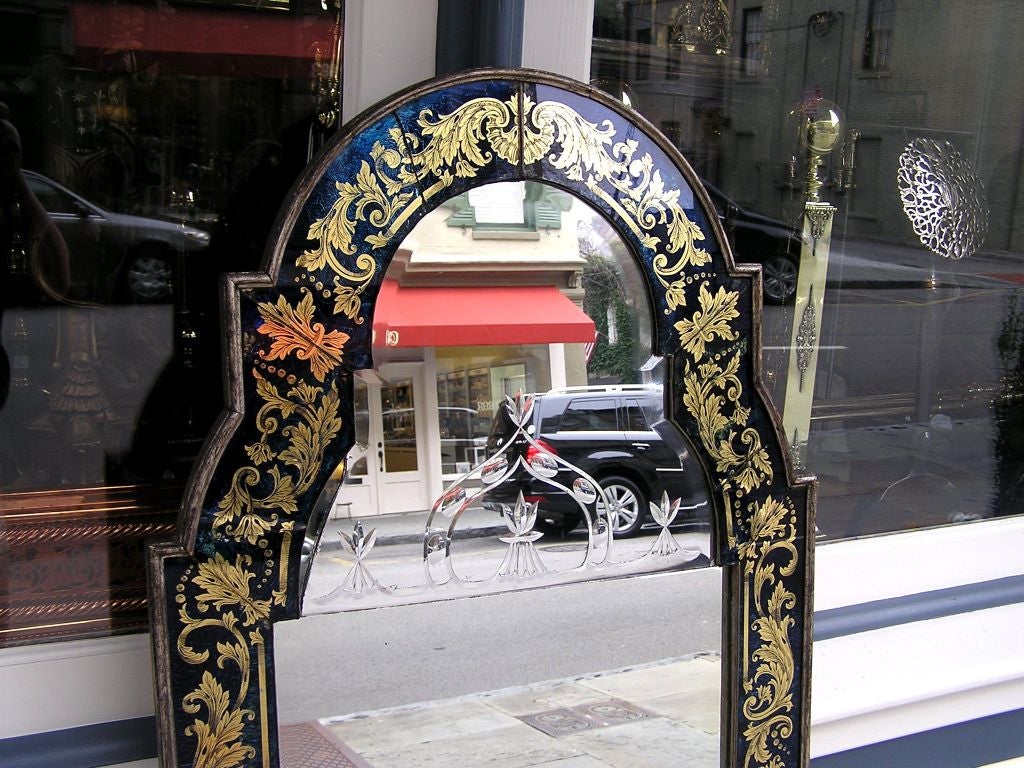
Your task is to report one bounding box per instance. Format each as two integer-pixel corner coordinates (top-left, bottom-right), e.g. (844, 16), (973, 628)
(334, 183), (595, 518)
(0, 2), (1022, 767)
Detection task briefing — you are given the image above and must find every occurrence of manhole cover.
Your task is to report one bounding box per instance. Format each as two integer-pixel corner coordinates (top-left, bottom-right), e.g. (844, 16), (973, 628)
(540, 543), (589, 553)
(518, 698), (654, 737)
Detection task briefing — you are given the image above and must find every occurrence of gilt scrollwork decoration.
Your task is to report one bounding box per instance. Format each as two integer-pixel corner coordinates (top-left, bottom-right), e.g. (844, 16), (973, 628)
(170, 285), (348, 767)
(672, 249), (802, 768)
(301, 93), (713, 321)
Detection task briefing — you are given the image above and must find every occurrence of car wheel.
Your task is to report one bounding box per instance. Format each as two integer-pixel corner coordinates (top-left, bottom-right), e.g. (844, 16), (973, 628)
(761, 253), (798, 304)
(596, 476), (646, 537)
(126, 246), (173, 302)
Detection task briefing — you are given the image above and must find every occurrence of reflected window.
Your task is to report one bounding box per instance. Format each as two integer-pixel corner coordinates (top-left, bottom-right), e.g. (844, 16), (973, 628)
(382, 379), (417, 473)
(24, 174), (83, 215)
(624, 398), (650, 431)
(559, 398), (619, 432)
(741, 7), (764, 75)
(864, 0), (896, 70)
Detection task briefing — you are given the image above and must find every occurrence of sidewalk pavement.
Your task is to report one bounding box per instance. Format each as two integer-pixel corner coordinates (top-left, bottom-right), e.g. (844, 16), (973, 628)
(283, 654), (722, 768)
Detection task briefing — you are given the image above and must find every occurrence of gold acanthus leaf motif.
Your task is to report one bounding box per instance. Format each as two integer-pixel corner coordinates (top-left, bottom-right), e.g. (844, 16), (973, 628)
(215, 465), (293, 544)
(332, 278), (370, 321)
(674, 283), (740, 361)
(193, 554), (271, 627)
(682, 349), (772, 496)
(739, 495), (793, 566)
(257, 292), (348, 383)
(525, 97), (619, 175)
(182, 671), (256, 768)
(416, 96), (520, 174)
(739, 496), (799, 768)
(743, 580), (797, 768)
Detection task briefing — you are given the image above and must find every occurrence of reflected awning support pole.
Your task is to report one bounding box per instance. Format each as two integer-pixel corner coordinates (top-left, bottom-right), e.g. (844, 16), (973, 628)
(782, 202), (835, 469)
(782, 104), (842, 469)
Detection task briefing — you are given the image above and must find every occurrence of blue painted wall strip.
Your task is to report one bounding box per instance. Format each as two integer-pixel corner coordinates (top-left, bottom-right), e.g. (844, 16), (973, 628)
(810, 707), (1024, 768)
(0, 716), (156, 768)
(814, 573), (1024, 641)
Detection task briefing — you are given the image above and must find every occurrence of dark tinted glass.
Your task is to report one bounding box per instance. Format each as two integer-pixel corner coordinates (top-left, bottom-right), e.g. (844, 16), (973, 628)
(559, 398), (619, 431)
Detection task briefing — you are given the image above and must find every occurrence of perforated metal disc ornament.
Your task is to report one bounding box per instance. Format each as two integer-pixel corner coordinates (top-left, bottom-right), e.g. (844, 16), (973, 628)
(897, 138), (988, 260)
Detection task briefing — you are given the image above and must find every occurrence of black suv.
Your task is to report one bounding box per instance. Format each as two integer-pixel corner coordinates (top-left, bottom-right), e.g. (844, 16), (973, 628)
(484, 385), (709, 536)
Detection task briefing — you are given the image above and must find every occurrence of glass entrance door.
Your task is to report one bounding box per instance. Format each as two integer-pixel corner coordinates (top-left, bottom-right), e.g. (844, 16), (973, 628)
(337, 364), (428, 517)
(376, 368), (426, 512)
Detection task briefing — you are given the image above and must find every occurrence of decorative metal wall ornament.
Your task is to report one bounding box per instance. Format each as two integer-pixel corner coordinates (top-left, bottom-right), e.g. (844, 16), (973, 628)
(146, 70), (814, 768)
(668, 0), (732, 54)
(795, 286), (817, 391)
(806, 206), (834, 250)
(897, 138), (989, 260)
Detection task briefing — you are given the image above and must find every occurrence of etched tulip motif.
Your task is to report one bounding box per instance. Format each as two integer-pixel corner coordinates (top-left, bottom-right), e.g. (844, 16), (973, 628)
(496, 491), (546, 577)
(336, 521), (384, 595)
(506, 391), (535, 429)
(649, 491), (682, 556)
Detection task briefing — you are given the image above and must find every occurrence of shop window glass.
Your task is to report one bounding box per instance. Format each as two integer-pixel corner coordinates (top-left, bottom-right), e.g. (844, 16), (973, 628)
(434, 351), (548, 476)
(1, 0), (342, 645)
(592, 0), (1024, 540)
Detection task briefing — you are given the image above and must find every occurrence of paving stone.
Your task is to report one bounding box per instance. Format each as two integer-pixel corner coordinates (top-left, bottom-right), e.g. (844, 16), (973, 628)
(326, 700), (519, 753)
(562, 717), (718, 768)
(358, 722), (583, 768)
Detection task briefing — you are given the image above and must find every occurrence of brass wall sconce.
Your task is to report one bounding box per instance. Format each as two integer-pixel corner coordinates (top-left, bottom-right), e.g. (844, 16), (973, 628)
(833, 128), (860, 194)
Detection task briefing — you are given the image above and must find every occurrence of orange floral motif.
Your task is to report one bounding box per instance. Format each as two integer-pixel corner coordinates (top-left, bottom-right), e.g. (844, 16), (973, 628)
(257, 292), (348, 382)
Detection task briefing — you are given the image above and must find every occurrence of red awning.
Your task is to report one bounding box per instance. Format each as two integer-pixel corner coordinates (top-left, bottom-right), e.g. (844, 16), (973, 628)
(70, 2), (333, 77)
(373, 280), (596, 349)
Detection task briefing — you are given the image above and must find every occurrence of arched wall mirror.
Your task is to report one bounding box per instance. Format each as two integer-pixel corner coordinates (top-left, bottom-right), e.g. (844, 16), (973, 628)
(147, 69), (814, 768)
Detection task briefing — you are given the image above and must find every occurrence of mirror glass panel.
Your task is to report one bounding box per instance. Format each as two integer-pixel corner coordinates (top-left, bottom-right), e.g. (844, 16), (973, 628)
(277, 182), (721, 767)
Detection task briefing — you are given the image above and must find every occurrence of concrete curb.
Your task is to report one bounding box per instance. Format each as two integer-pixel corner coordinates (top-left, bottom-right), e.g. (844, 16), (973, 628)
(317, 524), (510, 551)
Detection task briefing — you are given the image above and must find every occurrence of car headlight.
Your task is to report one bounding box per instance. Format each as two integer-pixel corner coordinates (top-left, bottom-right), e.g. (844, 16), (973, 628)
(184, 228), (210, 247)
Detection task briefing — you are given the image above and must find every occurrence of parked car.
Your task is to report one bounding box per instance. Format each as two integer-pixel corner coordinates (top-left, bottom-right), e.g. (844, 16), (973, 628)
(23, 170), (210, 302)
(701, 180), (803, 304)
(484, 385), (709, 536)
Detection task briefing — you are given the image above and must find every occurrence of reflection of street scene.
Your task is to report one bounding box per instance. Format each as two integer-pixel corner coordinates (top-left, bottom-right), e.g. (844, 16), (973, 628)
(761, 235), (1024, 536)
(22, 170), (209, 303)
(308, 389), (711, 612)
(292, 655), (721, 768)
(281, 563), (722, 762)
